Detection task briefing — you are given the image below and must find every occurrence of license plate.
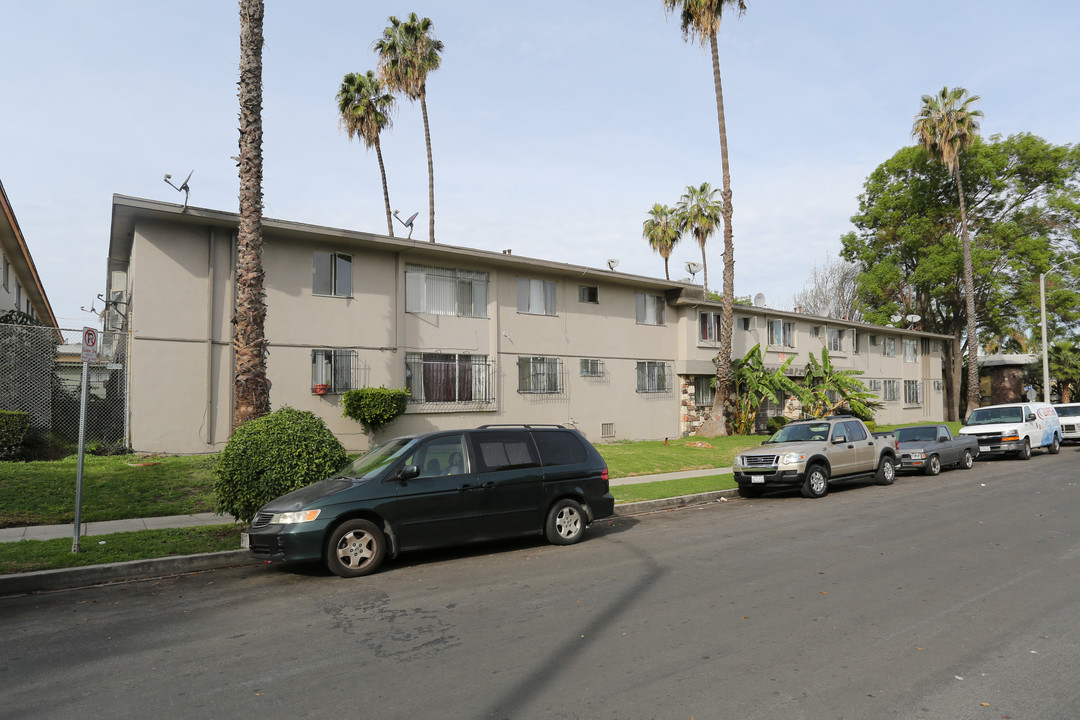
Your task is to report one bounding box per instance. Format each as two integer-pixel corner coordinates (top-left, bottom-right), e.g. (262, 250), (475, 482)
(979, 446), (990, 452)
(240, 532), (249, 549)
(751, 477), (765, 484)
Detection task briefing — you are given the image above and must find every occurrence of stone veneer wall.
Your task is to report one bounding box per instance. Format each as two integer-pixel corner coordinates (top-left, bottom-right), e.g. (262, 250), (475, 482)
(680, 375), (708, 437)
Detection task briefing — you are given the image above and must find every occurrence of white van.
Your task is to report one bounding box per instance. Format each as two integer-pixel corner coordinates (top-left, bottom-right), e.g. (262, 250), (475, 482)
(1055, 403), (1080, 443)
(958, 402), (1062, 459)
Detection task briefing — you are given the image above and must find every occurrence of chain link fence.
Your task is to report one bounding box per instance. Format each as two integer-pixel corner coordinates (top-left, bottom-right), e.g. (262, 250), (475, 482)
(0, 323), (129, 457)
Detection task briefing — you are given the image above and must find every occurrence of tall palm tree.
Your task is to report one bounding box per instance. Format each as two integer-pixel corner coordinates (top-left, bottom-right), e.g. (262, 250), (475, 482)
(642, 203), (681, 279)
(234, 0), (271, 429)
(663, 0), (746, 434)
(337, 71), (396, 237)
(1049, 338), (1080, 403)
(913, 86), (983, 415)
(676, 183), (722, 295)
(374, 13), (443, 243)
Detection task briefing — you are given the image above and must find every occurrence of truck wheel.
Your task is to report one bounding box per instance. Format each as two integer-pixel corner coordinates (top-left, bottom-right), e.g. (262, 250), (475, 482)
(877, 455), (896, 485)
(800, 464), (828, 499)
(1017, 439), (1032, 460)
(960, 449), (974, 470)
(923, 455), (941, 476)
(1048, 435), (1060, 455)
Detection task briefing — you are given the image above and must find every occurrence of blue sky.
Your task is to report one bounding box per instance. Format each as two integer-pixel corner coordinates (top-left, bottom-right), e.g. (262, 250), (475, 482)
(2, 0), (1077, 326)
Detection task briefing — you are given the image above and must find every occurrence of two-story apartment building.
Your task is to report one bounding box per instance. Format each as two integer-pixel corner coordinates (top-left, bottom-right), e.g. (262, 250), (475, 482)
(106, 195), (947, 453)
(1, 179), (56, 324)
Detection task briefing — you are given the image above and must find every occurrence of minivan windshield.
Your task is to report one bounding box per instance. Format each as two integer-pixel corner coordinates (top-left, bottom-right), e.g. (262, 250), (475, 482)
(765, 422), (831, 443)
(335, 437), (417, 480)
(966, 407), (1023, 425)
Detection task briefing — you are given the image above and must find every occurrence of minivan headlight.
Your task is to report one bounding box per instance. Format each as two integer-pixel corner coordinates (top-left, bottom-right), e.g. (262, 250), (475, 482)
(270, 509), (321, 524)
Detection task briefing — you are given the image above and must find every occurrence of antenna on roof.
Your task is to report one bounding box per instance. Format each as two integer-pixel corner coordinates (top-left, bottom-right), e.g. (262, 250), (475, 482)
(393, 209), (419, 239)
(163, 170), (193, 211)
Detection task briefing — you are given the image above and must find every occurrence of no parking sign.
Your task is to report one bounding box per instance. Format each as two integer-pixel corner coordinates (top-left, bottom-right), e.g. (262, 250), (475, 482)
(81, 326), (99, 363)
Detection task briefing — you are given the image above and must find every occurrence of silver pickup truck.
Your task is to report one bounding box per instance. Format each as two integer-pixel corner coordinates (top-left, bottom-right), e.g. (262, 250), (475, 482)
(733, 415), (898, 499)
(895, 424), (978, 475)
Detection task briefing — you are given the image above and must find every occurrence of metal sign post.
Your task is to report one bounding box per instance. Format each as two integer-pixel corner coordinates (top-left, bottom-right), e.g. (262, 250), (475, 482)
(73, 327), (99, 553)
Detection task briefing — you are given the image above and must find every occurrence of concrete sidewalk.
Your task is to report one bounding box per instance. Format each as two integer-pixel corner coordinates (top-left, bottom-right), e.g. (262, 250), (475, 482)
(0, 467), (732, 544)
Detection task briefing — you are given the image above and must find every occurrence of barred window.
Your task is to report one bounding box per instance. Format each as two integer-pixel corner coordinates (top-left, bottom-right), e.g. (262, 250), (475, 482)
(636, 361), (670, 393)
(311, 349), (357, 393)
(883, 379), (900, 402)
(405, 264), (488, 318)
(904, 380), (923, 405)
(579, 285), (598, 303)
(867, 379), (882, 393)
(903, 339), (918, 362)
(405, 353), (492, 403)
(636, 293), (666, 325)
(694, 375), (715, 406)
(518, 356), (563, 394)
(313, 252), (352, 297)
(580, 358), (605, 377)
(517, 278), (557, 316)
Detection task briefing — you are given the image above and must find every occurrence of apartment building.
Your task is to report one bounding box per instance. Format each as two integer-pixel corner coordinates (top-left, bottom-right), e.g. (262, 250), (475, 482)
(106, 195), (947, 453)
(0, 179), (56, 324)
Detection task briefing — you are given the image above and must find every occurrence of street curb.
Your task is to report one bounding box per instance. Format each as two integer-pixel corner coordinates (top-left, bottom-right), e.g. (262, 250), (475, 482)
(0, 550), (258, 597)
(612, 488), (739, 516)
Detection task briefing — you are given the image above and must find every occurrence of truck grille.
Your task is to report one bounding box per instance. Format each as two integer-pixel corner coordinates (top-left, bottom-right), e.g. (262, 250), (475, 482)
(742, 454), (779, 468)
(973, 433), (1002, 445)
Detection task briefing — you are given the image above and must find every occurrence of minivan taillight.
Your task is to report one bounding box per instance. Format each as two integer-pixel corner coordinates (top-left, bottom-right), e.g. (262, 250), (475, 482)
(601, 467), (608, 481)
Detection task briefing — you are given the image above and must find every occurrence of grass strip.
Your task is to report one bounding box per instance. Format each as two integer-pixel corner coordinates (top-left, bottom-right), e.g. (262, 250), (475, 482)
(599, 436), (762, 478)
(0, 525), (243, 575)
(611, 473), (736, 503)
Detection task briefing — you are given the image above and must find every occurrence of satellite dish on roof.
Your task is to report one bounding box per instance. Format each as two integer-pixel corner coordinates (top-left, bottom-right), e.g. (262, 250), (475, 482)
(685, 262), (703, 282)
(392, 209), (420, 239)
(906, 314), (921, 323)
(753, 293), (766, 307)
(607, 259), (620, 271)
(890, 314), (903, 323)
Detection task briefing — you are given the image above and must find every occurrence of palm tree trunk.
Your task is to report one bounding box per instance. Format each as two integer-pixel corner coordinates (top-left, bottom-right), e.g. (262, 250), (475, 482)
(375, 135), (393, 237)
(956, 167), (979, 414)
(663, 256), (670, 280)
(709, 29), (733, 437)
(699, 241), (709, 295)
(234, 0), (271, 430)
(420, 86), (435, 243)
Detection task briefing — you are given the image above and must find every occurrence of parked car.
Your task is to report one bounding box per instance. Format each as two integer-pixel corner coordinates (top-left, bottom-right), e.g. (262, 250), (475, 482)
(1054, 403), (1080, 443)
(242, 425), (615, 577)
(894, 424), (979, 475)
(958, 402), (1062, 460)
(732, 415), (898, 499)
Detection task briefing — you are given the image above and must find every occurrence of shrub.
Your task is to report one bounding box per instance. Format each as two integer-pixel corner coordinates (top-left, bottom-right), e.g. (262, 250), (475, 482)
(0, 410), (30, 460)
(765, 416), (788, 435)
(341, 386), (409, 433)
(213, 407), (348, 524)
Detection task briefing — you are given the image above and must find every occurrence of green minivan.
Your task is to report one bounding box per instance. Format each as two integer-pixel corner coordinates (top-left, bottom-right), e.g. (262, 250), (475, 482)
(243, 425), (614, 577)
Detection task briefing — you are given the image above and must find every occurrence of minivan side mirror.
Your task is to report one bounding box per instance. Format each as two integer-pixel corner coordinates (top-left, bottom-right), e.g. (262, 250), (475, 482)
(397, 465), (420, 481)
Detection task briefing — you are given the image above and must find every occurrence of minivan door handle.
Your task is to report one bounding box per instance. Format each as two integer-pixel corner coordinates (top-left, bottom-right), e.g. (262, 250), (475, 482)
(458, 483), (476, 492)
(481, 481), (496, 488)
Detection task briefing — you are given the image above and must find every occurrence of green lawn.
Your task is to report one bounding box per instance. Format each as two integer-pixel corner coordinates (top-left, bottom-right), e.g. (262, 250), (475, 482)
(610, 473), (736, 503)
(597, 435), (763, 478)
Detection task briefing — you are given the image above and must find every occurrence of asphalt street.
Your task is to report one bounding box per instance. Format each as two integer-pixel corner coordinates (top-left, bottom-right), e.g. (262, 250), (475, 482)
(2, 446), (1079, 719)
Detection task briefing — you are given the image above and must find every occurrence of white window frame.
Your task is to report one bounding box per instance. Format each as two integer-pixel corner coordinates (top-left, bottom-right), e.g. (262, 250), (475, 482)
(580, 358), (605, 377)
(313, 251), (352, 298)
(694, 375), (715, 406)
(903, 338), (918, 363)
(636, 293), (666, 326)
(828, 328), (844, 352)
(636, 361), (671, 393)
(699, 311), (720, 342)
(904, 379), (923, 405)
(768, 319), (795, 348)
(578, 285), (598, 303)
(406, 353), (492, 404)
(405, 263), (488, 318)
(883, 379), (900, 402)
(517, 278), (557, 316)
(882, 337), (897, 358)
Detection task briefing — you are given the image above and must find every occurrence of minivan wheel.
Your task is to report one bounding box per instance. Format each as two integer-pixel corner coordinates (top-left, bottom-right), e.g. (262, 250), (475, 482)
(800, 464), (828, 499)
(326, 519), (386, 578)
(545, 499), (586, 545)
(1017, 439), (1032, 461)
(1048, 435), (1061, 455)
(923, 455), (941, 476)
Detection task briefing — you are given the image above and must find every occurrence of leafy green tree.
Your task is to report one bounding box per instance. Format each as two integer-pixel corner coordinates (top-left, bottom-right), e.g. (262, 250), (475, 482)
(338, 70), (397, 237)
(1049, 338), (1080, 403)
(663, 0), (745, 437)
(374, 13), (443, 243)
(912, 87), (983, 413)
(730, 344), (802, 435)
(234, 0), (270, 429)
(800, 349), (883, 420)
(841, 133), (1080, 420)
(643, 203), (681, 279)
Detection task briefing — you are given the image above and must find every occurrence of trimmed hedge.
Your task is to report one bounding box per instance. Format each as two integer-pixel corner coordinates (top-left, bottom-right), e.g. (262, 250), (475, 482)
(0, 410), (30, 460)
(213, 407), (348, 524)
(341, 386), (409, 432)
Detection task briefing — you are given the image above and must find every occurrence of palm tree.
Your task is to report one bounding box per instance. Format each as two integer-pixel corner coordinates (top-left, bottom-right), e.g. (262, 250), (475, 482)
(234, 0), (271, 429)
(675, 183), (722, 295)
(912, 86), (983, 415)
(337, 71), (396, 237)
(374, 13), (443, 243)
(642, 203), (681, 279)
(1049, 338), (1080, 403)
(663, 0), (746, 434)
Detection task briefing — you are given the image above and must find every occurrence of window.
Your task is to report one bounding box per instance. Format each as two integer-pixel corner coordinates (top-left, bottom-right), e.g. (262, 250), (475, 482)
(636, 293), (666, 325)
(904, 380), (923, 405)
(14, 283), (21, 311)
(882, 337), (896, 357)
(311, 349), (357, 393)
(2, 256), (8, 291)
(636, 361), (670, 393)
(578, 285), (598, 303)
(768, 319), (795, 348)
(405, 434), (470, 478)
(868, 379), (882, 393)
(518, 356), (563, 394)
(852, 329), (860, 354)
(580, 358), (605, 377)
(313, 251), (352, 297)
(828, 328), (844, 352)
(601, 423), (615, 438)
(903, 339), (918, 362)
(694, 376), (715, 406)
(405, 353), (492, 403)
(883, 379), (900, 402)
(809, 326), (822, 339)
(405, 264), (488, 318)
(533, 431), (588, 466)
(844, 420), (868, 442)
(517, 278), (557, 315)
(475, 431), (539, 472)
(699, 312), (720, 342)
(933, 380), (943, 392)
(739, 317), (751, 331)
